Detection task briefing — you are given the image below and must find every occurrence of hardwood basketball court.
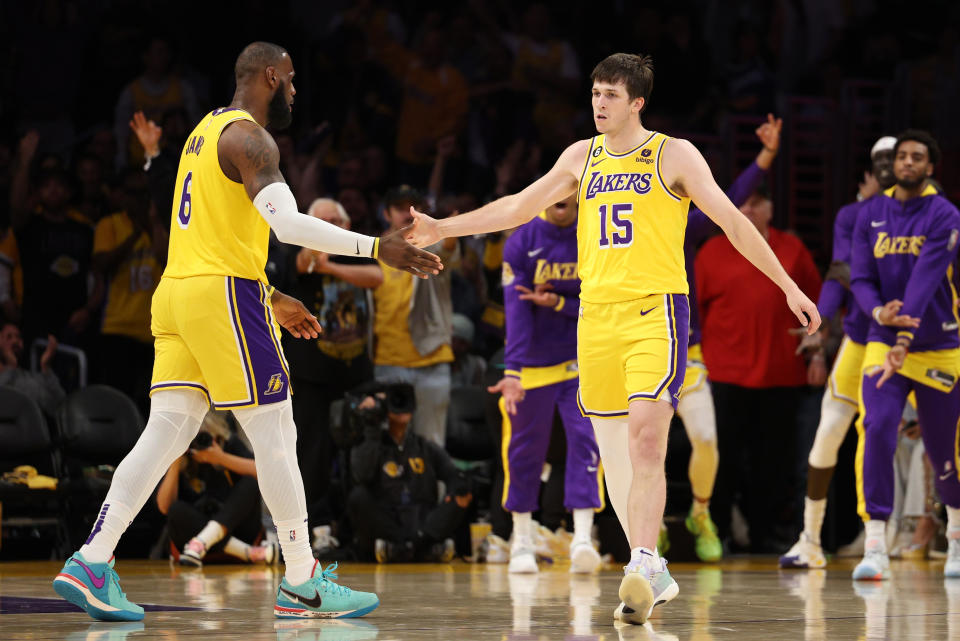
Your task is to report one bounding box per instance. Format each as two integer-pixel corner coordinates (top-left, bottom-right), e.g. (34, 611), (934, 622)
(1, 558), (957, 639)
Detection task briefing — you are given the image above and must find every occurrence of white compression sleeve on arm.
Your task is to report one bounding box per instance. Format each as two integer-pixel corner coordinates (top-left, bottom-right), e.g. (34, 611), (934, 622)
(253, 182), (378, 258)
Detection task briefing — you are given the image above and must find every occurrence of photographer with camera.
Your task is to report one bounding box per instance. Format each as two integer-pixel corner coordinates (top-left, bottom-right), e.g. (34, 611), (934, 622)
(155, 412), (278, 567)
(346, 382), (472, 562)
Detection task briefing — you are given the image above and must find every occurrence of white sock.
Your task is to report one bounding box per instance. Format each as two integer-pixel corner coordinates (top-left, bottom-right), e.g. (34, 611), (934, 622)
(948, 506), (960, 537)
(513, 512), (533, 543)
(627, 546), (659, 573)
(276, 517), (313, 583)
(590, 418), (631, 539)
(233, 401), (315, 585)
(224, 536), (251, 560)
(572, 508), (593, 544)
(79, 389), (207, 563)
(865, 519), (887, 551)
(79, 501), (135, 563)
(196, 520), (226, 549)
(804, 497), (827, 545)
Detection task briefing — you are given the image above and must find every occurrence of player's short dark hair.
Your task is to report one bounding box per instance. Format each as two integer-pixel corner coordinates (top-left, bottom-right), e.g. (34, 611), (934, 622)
(590, 53), (654, 112)
(895, 129), (941, 166)
(234, 41), (288, 84)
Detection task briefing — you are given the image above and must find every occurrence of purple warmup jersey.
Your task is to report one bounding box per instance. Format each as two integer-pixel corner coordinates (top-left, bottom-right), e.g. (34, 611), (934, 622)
(686, 161), (767, 346)
(502, 215), (580, 373)
(850, 186), (960, 351)
(818, 200), (871, 344)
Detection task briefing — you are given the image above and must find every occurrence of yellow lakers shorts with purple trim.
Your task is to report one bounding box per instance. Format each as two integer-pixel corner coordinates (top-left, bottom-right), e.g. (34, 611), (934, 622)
(150, 275), (290, 409)
(577, 293), (689, 419)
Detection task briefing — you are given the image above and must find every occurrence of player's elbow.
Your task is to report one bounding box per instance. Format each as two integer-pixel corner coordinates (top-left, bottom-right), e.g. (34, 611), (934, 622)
(269, 219), (297, 245)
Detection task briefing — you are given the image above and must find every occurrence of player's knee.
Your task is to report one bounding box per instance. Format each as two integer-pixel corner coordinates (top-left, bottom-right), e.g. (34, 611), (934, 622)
(689, 434), (718, 456)
(807, 398), (856, 468)
(628, 426), (667, 465)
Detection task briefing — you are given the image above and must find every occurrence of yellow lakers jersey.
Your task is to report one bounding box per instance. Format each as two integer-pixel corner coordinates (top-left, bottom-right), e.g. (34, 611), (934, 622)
(576, 132), (690, 303)
(162, 108), (270, 283)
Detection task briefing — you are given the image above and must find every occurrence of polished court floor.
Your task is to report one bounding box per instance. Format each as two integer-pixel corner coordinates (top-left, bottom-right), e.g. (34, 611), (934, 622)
(2, 557), (959, 640)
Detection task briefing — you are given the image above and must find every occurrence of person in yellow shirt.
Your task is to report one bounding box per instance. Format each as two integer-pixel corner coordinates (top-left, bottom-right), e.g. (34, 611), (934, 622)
(53, 41), (440, 622)
(91, 169), (168, 415)
(407, 53), (819, 624)
(374, 186), (456, 447)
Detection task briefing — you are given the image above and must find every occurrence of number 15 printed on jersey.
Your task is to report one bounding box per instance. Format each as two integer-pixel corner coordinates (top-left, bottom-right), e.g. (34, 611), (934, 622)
(597, 203), (633, 248)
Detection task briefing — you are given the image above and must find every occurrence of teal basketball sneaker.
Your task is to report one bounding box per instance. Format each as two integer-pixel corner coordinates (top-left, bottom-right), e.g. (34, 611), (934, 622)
(274, 561), (379, 619)
(53, 553), (144, 621)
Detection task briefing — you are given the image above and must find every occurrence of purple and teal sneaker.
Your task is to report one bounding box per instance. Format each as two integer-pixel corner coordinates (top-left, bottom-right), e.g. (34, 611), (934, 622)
(53, 553), (144, 621)
(274, 561), (379, 619)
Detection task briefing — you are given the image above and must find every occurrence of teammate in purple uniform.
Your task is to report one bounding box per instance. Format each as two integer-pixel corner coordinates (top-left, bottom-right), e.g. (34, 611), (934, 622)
(780, 136), (899, 569)
(490, 193), (604, 574)
(849, 129), (960, 580)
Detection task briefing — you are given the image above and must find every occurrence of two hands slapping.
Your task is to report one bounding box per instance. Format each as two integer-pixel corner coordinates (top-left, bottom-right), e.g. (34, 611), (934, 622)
(275, 209), (443, 340)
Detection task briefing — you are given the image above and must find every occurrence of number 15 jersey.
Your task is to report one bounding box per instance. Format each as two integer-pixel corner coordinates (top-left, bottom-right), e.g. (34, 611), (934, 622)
(576, 132), (690, 303)
(163, 108), (271, 284)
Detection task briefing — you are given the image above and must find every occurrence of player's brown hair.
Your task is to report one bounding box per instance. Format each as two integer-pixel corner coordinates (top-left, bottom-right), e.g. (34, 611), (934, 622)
(590, 53), (654, 113)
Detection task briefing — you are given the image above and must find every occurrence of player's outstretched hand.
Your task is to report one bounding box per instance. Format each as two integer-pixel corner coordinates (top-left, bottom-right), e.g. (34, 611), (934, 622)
(272, 290), (322, 339)
(874, 344), (907, 388)
(406, 206), (442, 248)
(516, 283), (560, 308)
(786, 288), (821, 335)
(875, 299), (921, 328)
(380, 224), (442, 278)
(488, 376), (525, 415)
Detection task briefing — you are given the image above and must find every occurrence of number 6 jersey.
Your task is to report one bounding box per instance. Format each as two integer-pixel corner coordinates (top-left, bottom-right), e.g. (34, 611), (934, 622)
(163, 108), (271, 283)
(576, 131), (690, 303)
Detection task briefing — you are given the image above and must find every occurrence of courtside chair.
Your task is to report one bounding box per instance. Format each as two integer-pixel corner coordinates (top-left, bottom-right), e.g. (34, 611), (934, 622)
(0, 387), (69, 558)
(57, 385), (154, 553)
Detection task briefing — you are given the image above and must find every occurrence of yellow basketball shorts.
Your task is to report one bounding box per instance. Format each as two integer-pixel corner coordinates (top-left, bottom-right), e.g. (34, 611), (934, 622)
(828, 336), (866, 407)
(150, 275), (291, 409)
(577, 293), (689, 418)
(682, 342), (709, 393)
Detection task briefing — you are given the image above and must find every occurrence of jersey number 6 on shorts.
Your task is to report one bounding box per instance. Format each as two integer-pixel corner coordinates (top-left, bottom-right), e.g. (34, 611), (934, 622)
(598, 203), (633, 248)
(177, 171), (193, 229)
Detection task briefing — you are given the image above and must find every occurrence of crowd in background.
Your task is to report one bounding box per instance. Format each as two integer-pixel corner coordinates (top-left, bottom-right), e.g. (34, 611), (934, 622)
(1, 0), (959, 560)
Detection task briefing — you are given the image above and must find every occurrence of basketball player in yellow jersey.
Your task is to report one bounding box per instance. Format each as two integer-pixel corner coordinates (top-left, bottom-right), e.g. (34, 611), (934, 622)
(52, 42), (441, 622)
(407, 53), (821, 624)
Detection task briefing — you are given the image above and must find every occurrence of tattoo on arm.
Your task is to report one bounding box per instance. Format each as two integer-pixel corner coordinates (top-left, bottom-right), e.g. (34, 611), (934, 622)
(243, 133), (275, 170)
(232, 126), (284, 198)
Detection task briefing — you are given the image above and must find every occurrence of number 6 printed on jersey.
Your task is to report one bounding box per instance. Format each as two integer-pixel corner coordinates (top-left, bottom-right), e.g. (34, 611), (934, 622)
(177, 171), (193, 229)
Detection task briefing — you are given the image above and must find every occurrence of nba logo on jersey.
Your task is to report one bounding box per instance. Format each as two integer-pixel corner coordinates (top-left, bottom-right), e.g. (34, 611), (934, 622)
(264, 373), (284, 396)
(265, 202), (277, 215)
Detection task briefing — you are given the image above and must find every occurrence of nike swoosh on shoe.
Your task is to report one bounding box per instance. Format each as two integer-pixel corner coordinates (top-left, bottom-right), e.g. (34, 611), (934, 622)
(280, 586), (323, 609)
(74, 559), (106, 589)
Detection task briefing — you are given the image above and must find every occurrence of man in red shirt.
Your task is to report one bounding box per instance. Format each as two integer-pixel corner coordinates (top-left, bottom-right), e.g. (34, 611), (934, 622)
(696, 184), (822, 552)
